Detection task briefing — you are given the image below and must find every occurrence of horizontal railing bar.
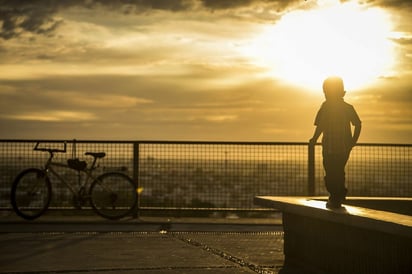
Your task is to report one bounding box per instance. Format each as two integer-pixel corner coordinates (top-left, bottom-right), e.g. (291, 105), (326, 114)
(0, 139), (135, 144)
(0, 139), (307, 145)
(1, 139), (411, 147)
(134, 140), (309, 145)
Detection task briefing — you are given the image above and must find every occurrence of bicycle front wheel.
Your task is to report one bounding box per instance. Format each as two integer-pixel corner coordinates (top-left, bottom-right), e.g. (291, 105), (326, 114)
(89, 172), (137, 220)
(11, 168), (52, 220)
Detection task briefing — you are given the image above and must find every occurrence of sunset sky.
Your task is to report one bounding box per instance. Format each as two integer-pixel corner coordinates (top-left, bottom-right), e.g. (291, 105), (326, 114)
(0, 0), (411, 143)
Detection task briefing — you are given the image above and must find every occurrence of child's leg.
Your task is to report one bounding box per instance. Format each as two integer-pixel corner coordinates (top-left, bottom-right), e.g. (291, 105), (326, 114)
(323, 153), (349, 207)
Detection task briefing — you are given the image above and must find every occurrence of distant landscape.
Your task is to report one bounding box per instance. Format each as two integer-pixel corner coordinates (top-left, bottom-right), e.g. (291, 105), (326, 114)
(1, 154), (411, 211)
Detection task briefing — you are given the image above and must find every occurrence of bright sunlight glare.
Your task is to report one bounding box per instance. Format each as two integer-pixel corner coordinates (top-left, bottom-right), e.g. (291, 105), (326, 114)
(242, 1), (395, 91)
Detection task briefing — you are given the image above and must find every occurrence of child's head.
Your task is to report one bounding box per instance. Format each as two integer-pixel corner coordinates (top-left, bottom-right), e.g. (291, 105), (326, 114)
(323, 76), (345, 100)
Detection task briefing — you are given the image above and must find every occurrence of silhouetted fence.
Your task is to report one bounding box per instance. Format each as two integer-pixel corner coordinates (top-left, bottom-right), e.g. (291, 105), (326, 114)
(0, 140), (411, 213)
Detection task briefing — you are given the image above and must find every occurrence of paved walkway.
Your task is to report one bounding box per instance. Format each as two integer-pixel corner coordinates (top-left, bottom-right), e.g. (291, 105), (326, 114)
(0, 213), (284, 274)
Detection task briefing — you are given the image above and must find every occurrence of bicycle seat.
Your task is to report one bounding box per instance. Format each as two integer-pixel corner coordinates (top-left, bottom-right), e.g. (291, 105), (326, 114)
(85, 152), (106, 159)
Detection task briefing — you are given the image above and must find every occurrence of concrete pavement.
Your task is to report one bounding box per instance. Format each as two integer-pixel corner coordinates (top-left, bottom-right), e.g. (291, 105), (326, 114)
(0, 213), (284, 273)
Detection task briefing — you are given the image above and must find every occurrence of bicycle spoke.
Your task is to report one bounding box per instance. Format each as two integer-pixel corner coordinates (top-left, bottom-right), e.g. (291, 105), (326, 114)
(90, 172), (137, 219)
(11, 169), (51, 220)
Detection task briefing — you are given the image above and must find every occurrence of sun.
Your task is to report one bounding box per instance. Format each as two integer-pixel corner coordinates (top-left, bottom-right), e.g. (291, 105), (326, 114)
(242, 1), (395, 91)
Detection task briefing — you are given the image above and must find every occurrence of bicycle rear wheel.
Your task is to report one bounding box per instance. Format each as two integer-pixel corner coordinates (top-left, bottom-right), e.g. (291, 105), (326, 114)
(89, 172), (137, 220)
(11, 168), (52, 220)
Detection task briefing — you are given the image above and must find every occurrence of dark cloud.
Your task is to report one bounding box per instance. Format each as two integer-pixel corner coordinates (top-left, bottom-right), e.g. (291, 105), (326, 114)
(0, 0), (303, 39)
(1, 0), (410, 40)
(201, 0), (254, 9)
(0, 1), (61, 39)
(129, 0), (192, 11)
(0, 0), (192, 39)
(83, 0), (193, 13)
(201, 0), (301, 10)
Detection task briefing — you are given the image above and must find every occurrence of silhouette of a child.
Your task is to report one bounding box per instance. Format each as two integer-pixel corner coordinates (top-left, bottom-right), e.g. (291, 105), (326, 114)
(310, 77), (361, 209)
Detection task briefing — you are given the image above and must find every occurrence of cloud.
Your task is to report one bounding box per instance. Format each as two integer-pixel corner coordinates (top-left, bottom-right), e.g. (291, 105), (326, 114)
(365, 0), (412, 10)
(0, 0), (62, 39)
(1, 0), (411, 143)
(392, 37), (412, 46)
(0, 0), (184, 39)
(200, 0), (300, 10)
(4, 111), (97, 122)
(380, 84), (412, 104)
(0, 0), (304, 40)
(2, 0), (411, 41)
(201, 0), (255, 9)
(0, 70), (315, 140)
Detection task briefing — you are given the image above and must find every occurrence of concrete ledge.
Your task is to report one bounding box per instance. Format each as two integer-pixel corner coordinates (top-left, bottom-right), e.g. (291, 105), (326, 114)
(310, 196), (412, 216)
(254, 196), (412, 238)
(254, 196), (412, 274)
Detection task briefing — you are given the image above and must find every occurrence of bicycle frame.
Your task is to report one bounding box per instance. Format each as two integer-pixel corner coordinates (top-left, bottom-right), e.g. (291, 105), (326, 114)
(37, 142), (100, 198)
(45, 162), (98, 198)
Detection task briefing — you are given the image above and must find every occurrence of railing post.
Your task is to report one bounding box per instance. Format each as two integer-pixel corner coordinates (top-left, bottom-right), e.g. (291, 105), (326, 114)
(308, 142), (315, 196)
(133, 141), (140, 218)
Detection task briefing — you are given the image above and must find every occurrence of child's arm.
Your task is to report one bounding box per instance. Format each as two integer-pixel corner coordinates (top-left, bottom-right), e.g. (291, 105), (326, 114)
(309, 126), (322, 145)
(352, 123), (362, 146)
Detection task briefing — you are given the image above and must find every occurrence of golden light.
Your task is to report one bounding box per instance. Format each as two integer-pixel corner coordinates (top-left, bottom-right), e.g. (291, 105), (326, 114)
(242, 1), (395, 91)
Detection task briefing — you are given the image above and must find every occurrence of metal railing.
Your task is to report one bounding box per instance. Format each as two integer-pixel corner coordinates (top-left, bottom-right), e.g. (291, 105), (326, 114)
(309, 143), (412, 197)
(1, 140), (411, 214)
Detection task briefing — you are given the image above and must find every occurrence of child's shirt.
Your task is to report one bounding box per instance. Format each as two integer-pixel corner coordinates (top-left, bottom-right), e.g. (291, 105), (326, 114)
(314, 99), (361, 154)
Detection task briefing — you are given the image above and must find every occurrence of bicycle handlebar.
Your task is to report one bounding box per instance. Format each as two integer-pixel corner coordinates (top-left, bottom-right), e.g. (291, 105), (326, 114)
(34, 141), (67, 153)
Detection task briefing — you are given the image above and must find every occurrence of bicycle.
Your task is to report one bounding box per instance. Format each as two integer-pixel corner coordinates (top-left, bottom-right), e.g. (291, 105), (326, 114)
(10, 141), (138, 220)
